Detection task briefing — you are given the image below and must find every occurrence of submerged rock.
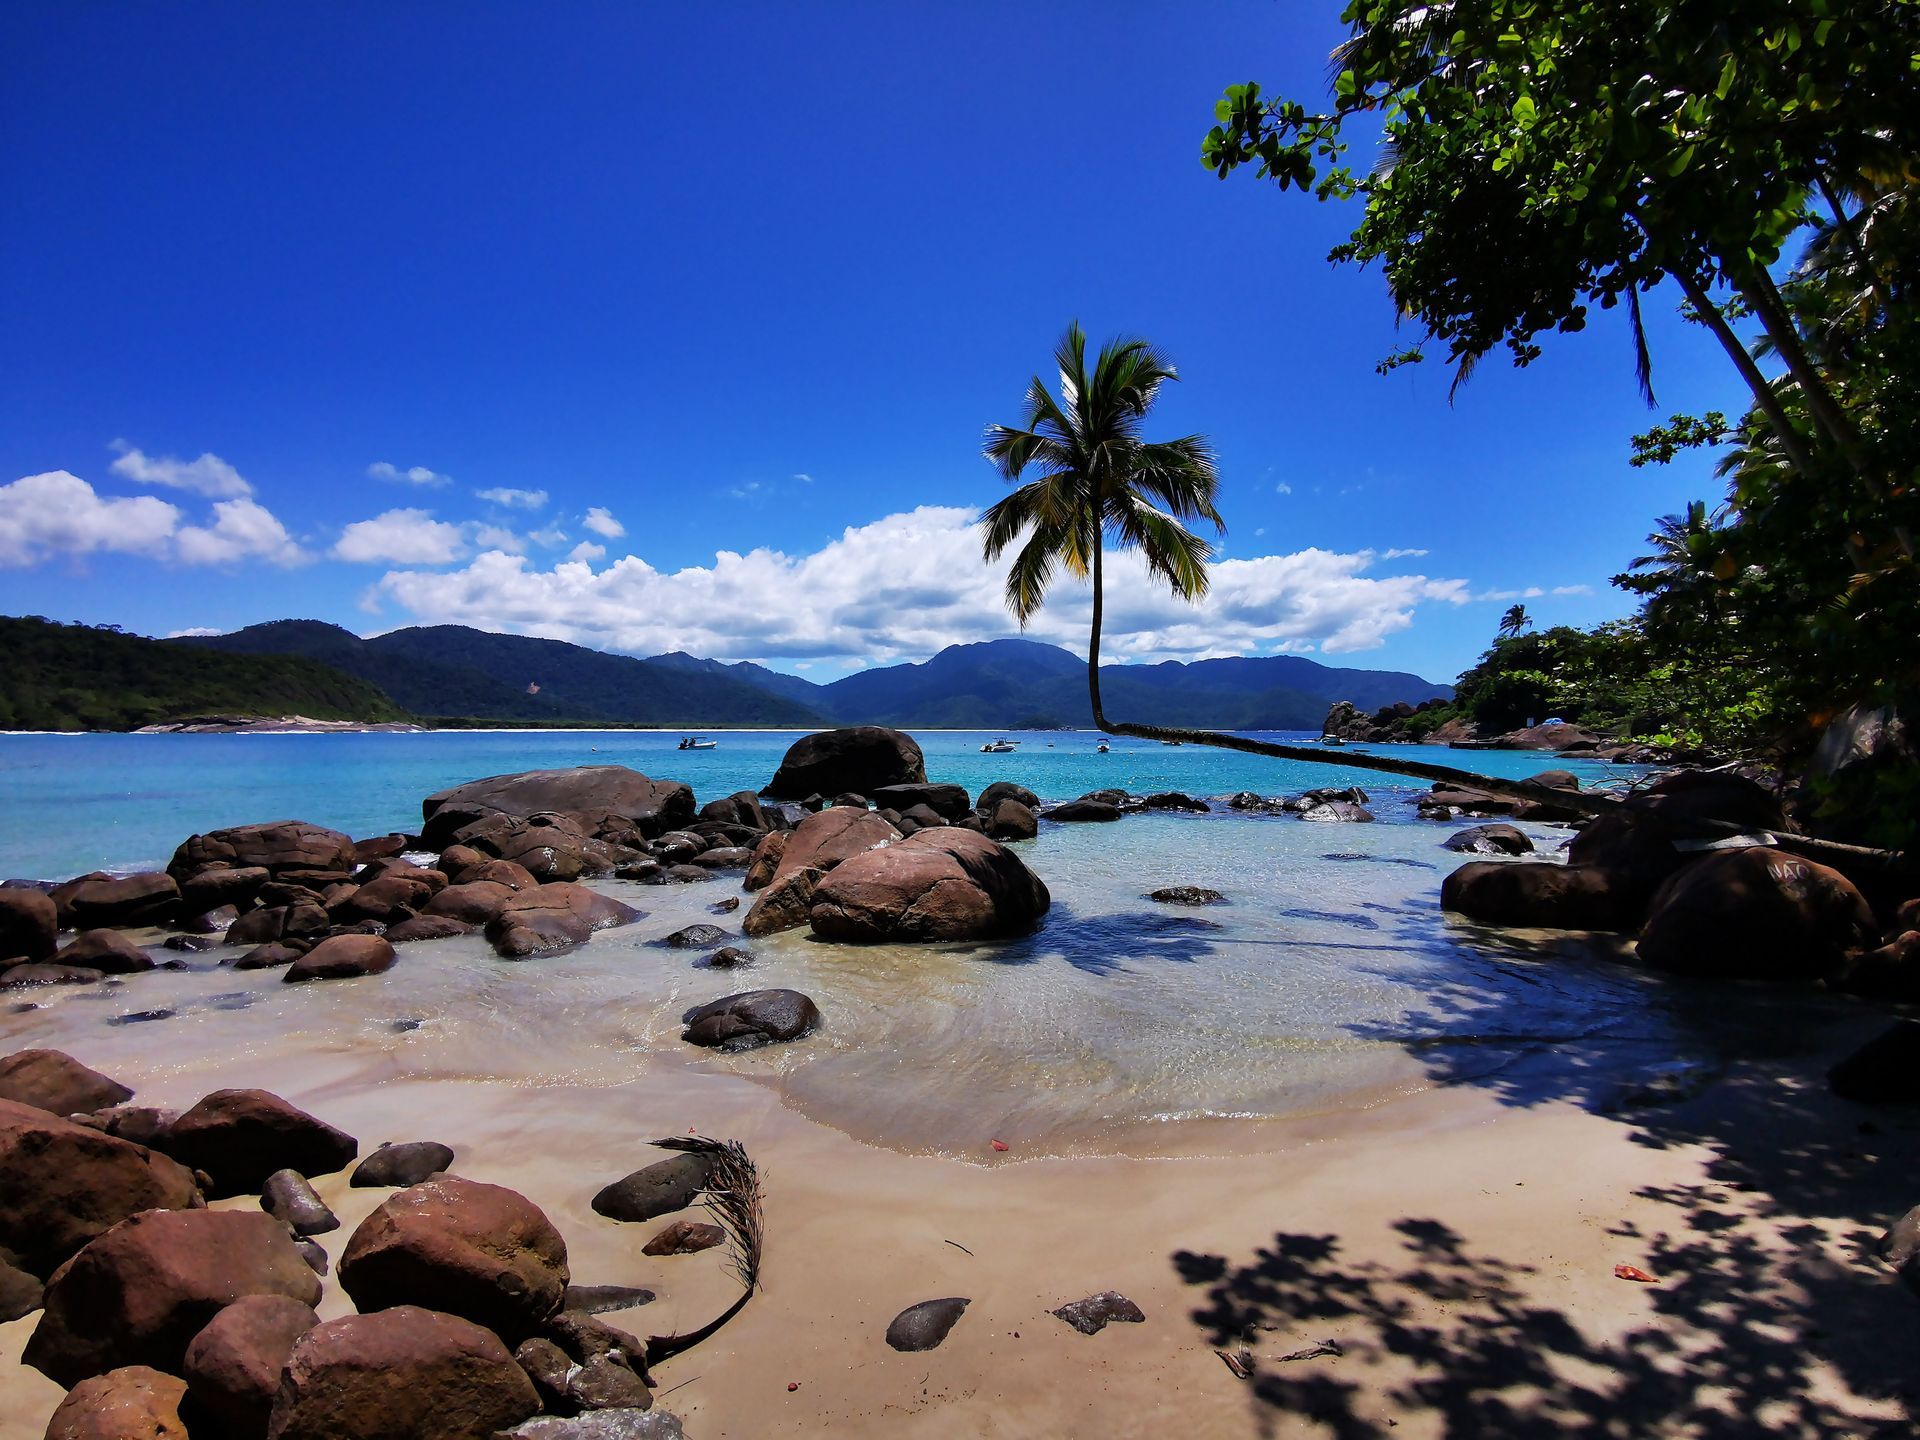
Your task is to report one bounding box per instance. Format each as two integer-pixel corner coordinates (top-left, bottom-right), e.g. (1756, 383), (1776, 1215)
(659, 923), (730, 949)
(1443, 824), (1533, 855)
(562, 1284), (657, 1315)
(1047, 798), (1121, 822)
(1145, 886), (1225, 906)
(1050, 1291), (1146, 1335)
(680, 989), (821, 1050)
(885, 1297), (969, 1352)
(283, 933), (395, 983)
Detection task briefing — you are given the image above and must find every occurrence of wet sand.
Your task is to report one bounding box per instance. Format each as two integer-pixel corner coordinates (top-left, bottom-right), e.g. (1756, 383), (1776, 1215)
(5, 992), (1917, 1439)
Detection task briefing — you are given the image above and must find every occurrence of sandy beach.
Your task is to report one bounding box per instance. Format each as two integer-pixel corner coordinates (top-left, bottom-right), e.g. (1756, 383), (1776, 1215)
(5, 979), (1915, 1439)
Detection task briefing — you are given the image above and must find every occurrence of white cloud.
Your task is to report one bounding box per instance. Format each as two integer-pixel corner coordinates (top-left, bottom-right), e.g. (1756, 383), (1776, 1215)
(528, 525), (569, 548)
(470, 524), (526, 554)
(369, 462), (451, 488)
(1275, 482), (1293, 495)
(568, 541), (606, 564)
(176, 497), (309, 567)
(475, 487), (548, 510)
(371, 504), (1470, 663)
(1382, 548), (1429, 560)
(333, 508), (468, 565)
(1478, 586), (1547, 601)
(109, 441), (252, 498)
(0, 471), (181, 566)
(581, 507), (624, 538)
(1551, 584), (1594, 596)
(167, 627), (222, 638)
(793, 473), (814, 484)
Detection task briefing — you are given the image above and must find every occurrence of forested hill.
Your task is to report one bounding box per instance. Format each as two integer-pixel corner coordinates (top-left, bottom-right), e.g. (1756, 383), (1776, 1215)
(182, 621), (828, 727)
(0, 616), (407, 731)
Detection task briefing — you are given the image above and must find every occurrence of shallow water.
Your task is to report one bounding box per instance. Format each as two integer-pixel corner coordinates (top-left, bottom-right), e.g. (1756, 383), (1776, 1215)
(0, 724), (1717, 1159)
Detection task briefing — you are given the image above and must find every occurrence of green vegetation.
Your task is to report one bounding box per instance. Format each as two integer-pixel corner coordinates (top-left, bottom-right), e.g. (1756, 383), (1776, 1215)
(981, 321), (1224, 729)
(1200, 1), (1920, 839)
(0, 616), (407, 731)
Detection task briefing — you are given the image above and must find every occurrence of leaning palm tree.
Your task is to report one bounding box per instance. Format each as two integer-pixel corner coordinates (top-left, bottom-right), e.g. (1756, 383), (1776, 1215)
(1497, 604), (1532, 640)
(981, 322), (1224, 732)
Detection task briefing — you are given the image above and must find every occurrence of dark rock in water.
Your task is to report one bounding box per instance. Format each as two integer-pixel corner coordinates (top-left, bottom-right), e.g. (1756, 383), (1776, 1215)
(339, 1176), (570, 1343)
(263, 1169), (339, 1235)
(1441, 862), (1641, 932)
(0, 1047), (133, 1115)
(0, 962), (104, 989)
(386, 914), (475, 943)
(0, 887), (57, 962)
(871, 782), (972, 821)
(1829, 1021), (1920, 1104)
(1048, 798), (1121, 823)
(0, 1098), (202, 1276)
(592, 1154), (714, 1223)
(1050, 1291), (1146, 1335)
(227, 901), (329, 946)
(809, 829), (1050, 943)
(659, 924), (730, 949)
(615, 859), (663, 884)
(425, 880), (517, 925)
(984, 798), (1039, 842)
(25, 1208), (320, 1388)
(503, 1413), (685, 1440)
(1321, 853), (1436, 870)
(419, 766), (695, 850)
(701, 946), (754, 969)
(1146, 886), (1226, 906)
(42, 1365), (189, 1438)
(284, 934), (396, 984)
(108, 1007), (176, 1026)
(62, 871), (181, 930)
(234, 941), (307, 971)
(650, 864), (714, 885)
(708, 896), (741, 914)
(165, 1088), (358, 1198)
(1444, 824), (1534, 855)
(268, 1306), (541, 1440)
(681, 989), (821, 1050)
(487, 907), (592, 959)
(642, 1218), (725, 1256)
(169, 821), (358, 883)
(1142, 791), (1209, 812)
(162, 932), (219, 952)
(56, 929), (155, 974)
(352, 1140), (455, 1187)
(563, 1284), (656, 1315)
(1298, 801), (1375, 823)
(977, 780), (1040, 813)
(182, 1292), (319, 1437)
(885, 1297), (969, 1352)
(742, 832), (786, 892)
(766, 726), (927, 799)
(1281, 907), (1380, 931)
(1637, 848), (1875, 982)
(390, 1017), (424, 1032)
(0, 1255), (43, 1322)
(176, 903), (242, 935)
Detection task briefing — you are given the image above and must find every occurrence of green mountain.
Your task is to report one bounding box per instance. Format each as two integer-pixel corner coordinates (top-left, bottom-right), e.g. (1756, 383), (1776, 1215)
(182, 621), (826, 727)
(0, 616), (406, 731)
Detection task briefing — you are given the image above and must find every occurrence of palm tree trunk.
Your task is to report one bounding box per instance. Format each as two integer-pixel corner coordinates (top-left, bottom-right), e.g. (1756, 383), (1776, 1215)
(1087, 540), (1112, 732)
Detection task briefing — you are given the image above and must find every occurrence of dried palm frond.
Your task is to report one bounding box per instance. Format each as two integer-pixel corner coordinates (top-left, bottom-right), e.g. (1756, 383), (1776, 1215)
(643, 1135), (764, 1365)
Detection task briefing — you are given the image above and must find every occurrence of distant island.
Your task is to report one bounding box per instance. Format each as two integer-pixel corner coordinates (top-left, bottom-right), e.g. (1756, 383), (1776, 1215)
(0, 614), (1452, 733)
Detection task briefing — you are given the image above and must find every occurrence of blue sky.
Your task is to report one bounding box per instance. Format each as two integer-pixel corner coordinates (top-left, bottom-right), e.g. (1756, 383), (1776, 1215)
(1, 2), (1749, 686)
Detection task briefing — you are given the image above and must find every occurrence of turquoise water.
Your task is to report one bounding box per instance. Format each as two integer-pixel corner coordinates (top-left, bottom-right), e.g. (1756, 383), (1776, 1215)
(0, 728), (1632, 880)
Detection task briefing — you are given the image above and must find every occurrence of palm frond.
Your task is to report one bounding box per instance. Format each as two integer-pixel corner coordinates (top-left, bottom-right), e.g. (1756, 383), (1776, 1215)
(643, 1135), (765, 1365)
(1113, 497), (1213, 601)
(1131, 436), (1225, 529)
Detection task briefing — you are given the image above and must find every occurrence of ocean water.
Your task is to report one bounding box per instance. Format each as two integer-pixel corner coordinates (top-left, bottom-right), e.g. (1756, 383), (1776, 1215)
(1, 728), (1733, 1157)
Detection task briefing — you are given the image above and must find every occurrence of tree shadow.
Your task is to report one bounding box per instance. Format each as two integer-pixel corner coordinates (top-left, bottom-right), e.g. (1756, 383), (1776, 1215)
(966, 903), (1222, 975)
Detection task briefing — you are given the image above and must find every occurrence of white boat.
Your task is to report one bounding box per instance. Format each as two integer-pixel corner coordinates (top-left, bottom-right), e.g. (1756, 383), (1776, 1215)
(1319, 735), (1346, 747)
(1096, 742), (1110, 753)
(677, 736), (717, 751)
(980, 738), (1019, 754)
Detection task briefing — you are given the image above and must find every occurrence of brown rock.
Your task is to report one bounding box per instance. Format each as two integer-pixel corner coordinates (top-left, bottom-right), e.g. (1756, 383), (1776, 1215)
(0, 962), (104, 989)
(44, 1365), (189, 1440)
(460, 859), (539, 891)
(1637, 847), (1877, 981)
(339, 1176), (569, 1342)
(266, 1306), (541, 1440)
(169, 822), (357, 883)
(180, 866), (272, 915)
(426, 881), (518, 925)
(984, 798), (1038, 841)
(165, 1089), (358, 1199)
(0, 1098), (201, 1277)
(183, 1292), (319, 1437)
(234, 941), (308, 971)
(62, 873), (181, 930)
(809, 829), (1051, 942)
(741, 831), (785, 892)
(386, 914), (476, 943)
(328, 873), (432, 924)
(0, 886), (57, 962)
(0, 1254), (43, 1321)
(1440, 861), (1641, 932)
(420, 767), (695, 850)
(26, 1208), (321, 1387)
(0, 1047), (132, 1115)
(641, 1220), (725, 1256)
(680, 989), (820, 1050)
(55, 929), (155, 974)
(284, 934), (396, 983)
(765, 726), (926, 799)
(226, 903), (329, 946)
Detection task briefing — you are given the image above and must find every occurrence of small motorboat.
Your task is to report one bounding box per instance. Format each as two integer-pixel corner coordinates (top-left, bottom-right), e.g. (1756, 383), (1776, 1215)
(980, 738), (1020, 754)
(1319, 735), (1346, 747)
(1161, 739), (1183, 747)
(677, 736), (717, 751)
(1096, 742), (1110, 753)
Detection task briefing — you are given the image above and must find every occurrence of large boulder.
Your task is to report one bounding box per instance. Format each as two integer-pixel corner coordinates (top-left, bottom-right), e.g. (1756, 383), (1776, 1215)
(681, 989), (821, 1050)
(339, 1176), (569, 1342)
(1047, 798), (1121, 822)
(57, 929), (156, 974)
(1636, 847), (1877, 982)
(266, 1306), (541, 1440)
(284, 934), (397, 983)
(0, 1047), (132, 1115)
(25, 1209), (322, 1388)
(977, 781), (1040, 813)
(44, 1365), (190, 1440)
(168, 822), (357, 883)
(699, 790), (770, 830)
(742, 807), (899, 937)
(164, 1089), (358, 1199)
(427, 881), (519, 925)
(984, 798), (1038, 841)
(483, 882), (639, 959)
(1440, 862), (1642, 932)
(1624, 769), (1784, 835)
(764, 727), (926, 799)
(809, 828), (1051, 943)
(420, 767), (694, 850)
(61, 873), (180, 930)
(0, 1099), (202, 1277)
(741, 832), (786, 892)
(0, 886), (58, 961)
(591, 1154), (713, 1224)
(870, 783), (971, 821)
(180, 865), (271, 915)
(182, 1293), (320, 1437)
